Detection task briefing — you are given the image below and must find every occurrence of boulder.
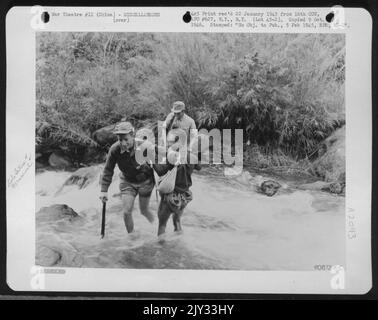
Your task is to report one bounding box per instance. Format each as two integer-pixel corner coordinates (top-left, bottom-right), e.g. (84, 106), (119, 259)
(36, 245), (62, 266)
(48, 151), (73, 169)
(92, 124), (118, 147)
(260, 180), (281, 196)
(36, 152), (50, 170)
(311, 126), (345, 182)
(36, 160), (46, 170)
(37, 204), (80, 223)
(321, 182), (345, 195)
(60, 166), (102, 190)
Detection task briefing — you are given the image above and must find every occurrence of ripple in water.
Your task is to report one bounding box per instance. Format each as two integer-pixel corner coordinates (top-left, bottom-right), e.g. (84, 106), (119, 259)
(36, 166), (345, 270)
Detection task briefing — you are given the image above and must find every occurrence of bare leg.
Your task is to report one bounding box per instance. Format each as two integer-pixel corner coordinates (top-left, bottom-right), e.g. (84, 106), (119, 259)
(157, 199), (171, 236)
(139, 195), (155, 223)
(173, 210), (183, 232)
(121, 194), (136, 233)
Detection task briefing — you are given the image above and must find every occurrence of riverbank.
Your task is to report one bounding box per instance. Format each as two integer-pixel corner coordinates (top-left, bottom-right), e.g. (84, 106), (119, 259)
(35, 164), (345, 269)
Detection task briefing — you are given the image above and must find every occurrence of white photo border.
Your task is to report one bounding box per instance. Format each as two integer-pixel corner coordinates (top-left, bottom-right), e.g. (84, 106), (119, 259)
(6, 6), (372, 293)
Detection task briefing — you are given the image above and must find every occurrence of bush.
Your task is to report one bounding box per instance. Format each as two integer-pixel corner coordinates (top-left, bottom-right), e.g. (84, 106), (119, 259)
(36, 33), (345, 162)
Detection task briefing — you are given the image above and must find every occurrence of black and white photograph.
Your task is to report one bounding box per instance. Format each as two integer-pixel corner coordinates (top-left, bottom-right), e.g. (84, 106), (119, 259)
(5, 6), (372, 294)
(35, 32), (346, 270)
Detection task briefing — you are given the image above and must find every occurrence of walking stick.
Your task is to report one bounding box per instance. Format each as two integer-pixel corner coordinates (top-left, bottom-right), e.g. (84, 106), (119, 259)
(101, 201), (106, 239)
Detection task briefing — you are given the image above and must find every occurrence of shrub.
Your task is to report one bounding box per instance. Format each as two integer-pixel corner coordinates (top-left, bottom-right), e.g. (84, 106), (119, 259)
(36, 33), (345, 162)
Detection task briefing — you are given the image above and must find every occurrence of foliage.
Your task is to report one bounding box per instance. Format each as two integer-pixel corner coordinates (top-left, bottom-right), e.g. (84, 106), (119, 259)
(36, 33), (345, 160)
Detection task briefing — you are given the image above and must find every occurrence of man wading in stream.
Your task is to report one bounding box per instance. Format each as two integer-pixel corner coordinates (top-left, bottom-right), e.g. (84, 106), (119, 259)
(99, 121), (155, 235)
(153, 130), (201, 237)
(162, 101), (197, 149)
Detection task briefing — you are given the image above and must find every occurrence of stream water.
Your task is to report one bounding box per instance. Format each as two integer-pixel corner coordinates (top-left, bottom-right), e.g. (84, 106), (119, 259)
(36, 166), (345, 270)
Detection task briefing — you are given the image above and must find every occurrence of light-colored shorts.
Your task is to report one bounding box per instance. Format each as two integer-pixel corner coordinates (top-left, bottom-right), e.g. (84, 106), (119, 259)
(119, 173), (154, 198)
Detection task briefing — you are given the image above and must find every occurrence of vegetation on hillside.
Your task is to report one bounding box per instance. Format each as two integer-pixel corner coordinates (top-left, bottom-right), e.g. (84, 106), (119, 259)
(36, 32), (345, 162)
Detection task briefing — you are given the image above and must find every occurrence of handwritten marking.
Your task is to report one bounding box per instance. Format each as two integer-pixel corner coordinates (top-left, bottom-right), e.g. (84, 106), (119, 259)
(8, 154), (33, 188)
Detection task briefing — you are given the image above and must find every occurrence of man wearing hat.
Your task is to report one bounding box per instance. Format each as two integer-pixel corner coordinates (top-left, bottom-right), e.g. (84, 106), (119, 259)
(163, 101), (197, 149)
(99, 121), (155, 234)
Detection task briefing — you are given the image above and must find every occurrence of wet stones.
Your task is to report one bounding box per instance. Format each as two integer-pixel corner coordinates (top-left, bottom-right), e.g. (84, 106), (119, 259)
(260, 180), (282, 196)
(48, 151), (73, 169)
(61, 166), (102, 190)
(37, 204), (80, 223)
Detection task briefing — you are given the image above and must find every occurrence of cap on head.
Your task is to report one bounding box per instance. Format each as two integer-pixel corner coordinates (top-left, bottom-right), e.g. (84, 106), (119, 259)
(113, 121), (134, 135)
(171, 101), (185, 113)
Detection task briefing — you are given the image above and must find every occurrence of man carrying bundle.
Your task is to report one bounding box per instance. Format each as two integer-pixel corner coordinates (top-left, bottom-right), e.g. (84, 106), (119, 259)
(153, 129), (201, 236)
